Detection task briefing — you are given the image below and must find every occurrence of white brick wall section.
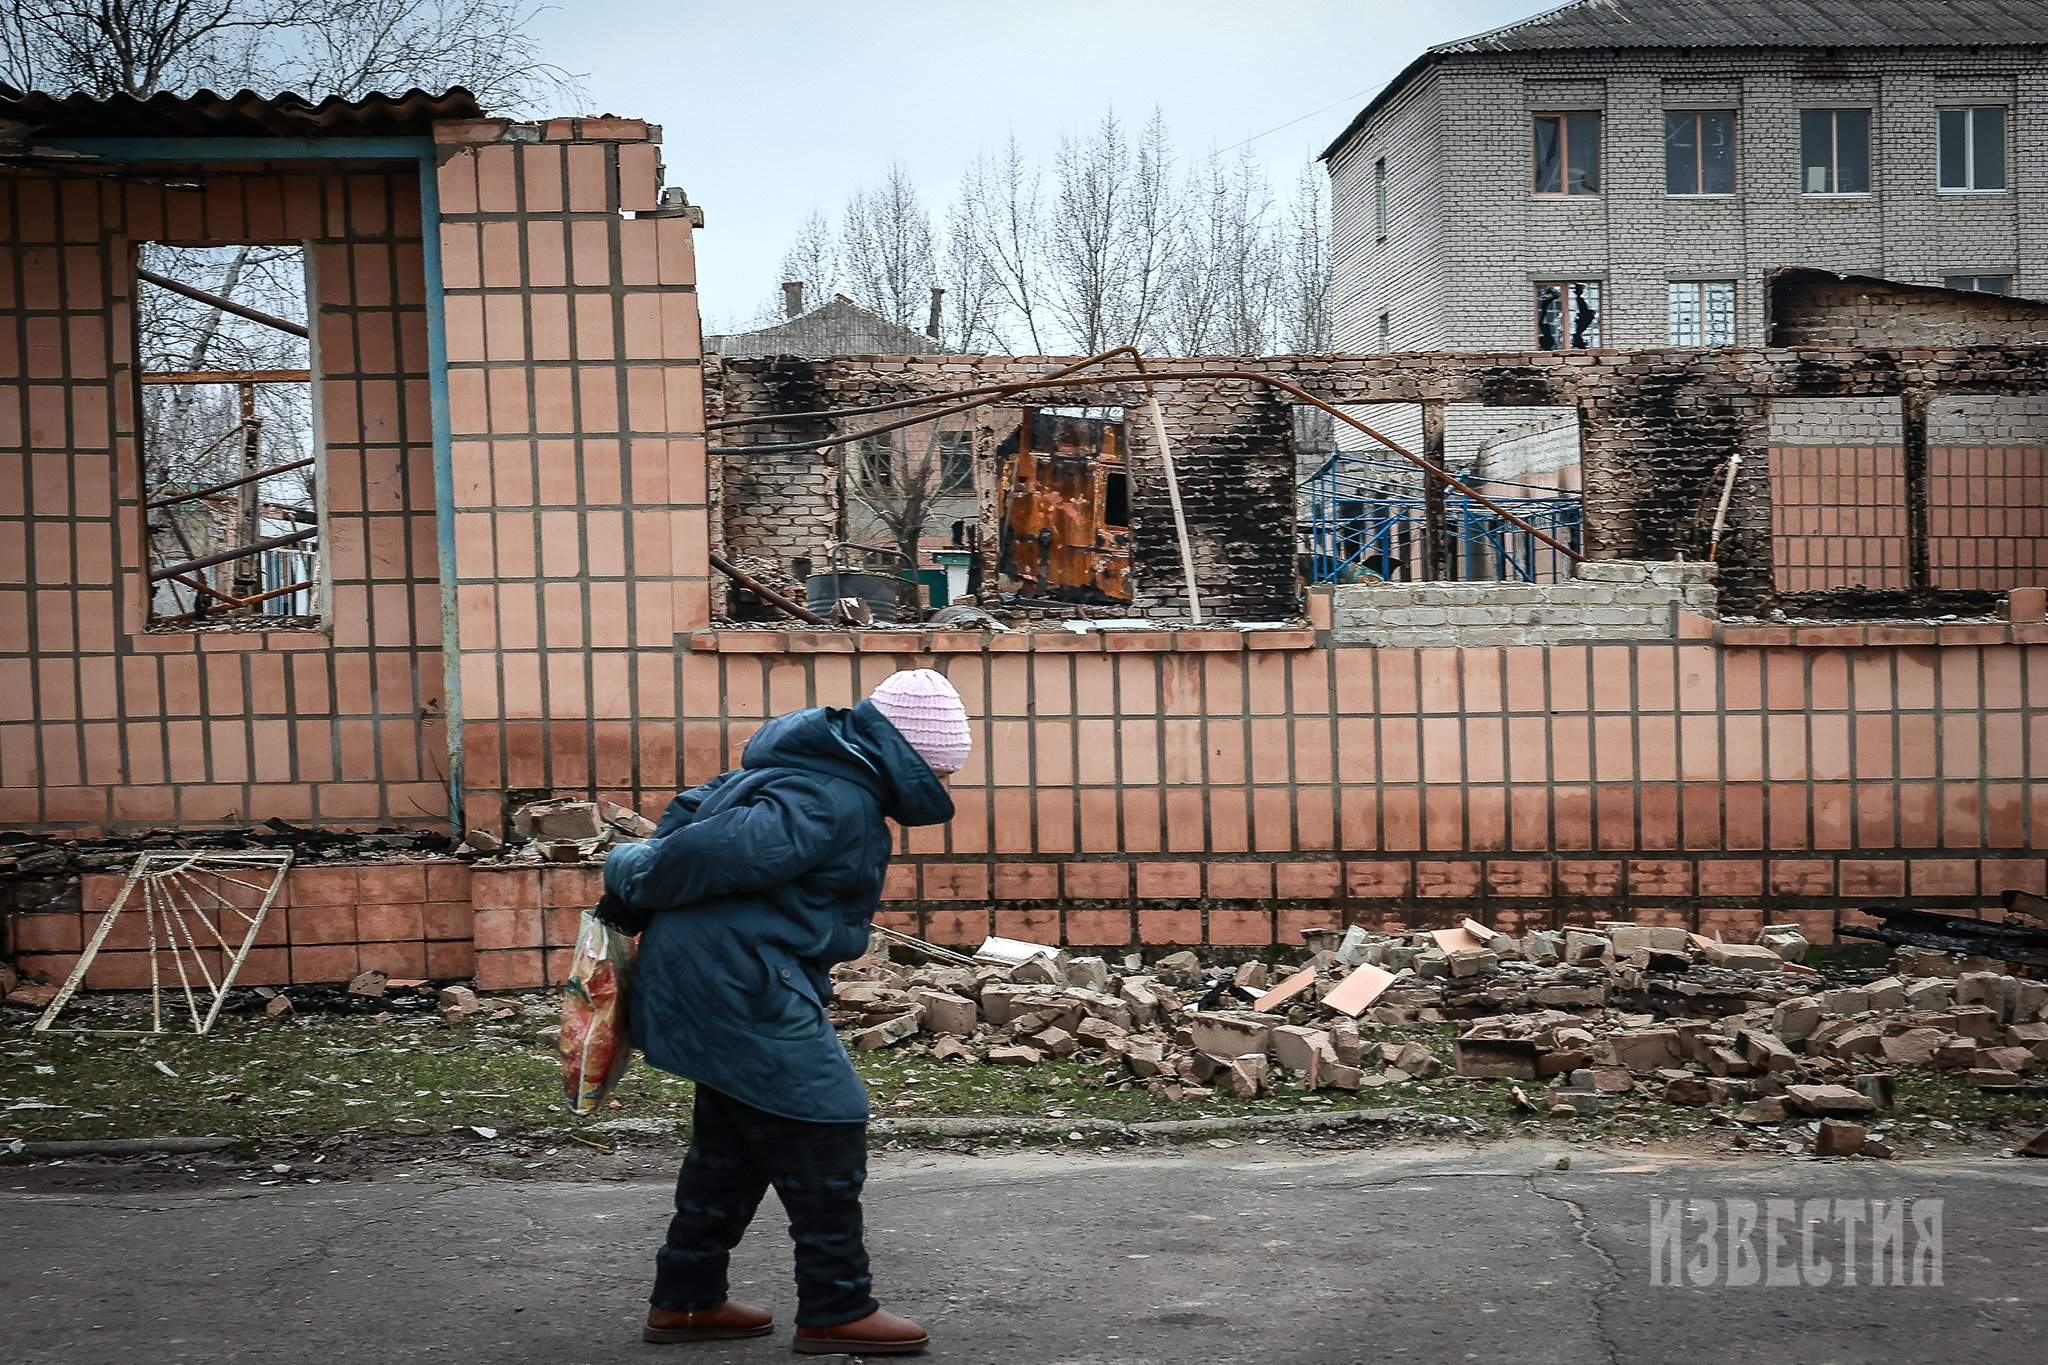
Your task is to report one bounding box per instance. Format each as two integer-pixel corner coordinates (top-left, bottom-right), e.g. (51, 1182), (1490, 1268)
(1929, 394), (2048, 442)
(1326, 43), (2048, 354)
(1331, 560), (1717, 645)
(1768, 396), (1905, 444)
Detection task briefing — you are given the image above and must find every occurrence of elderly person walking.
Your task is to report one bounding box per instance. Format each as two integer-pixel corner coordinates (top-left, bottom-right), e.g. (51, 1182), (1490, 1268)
(596, 668), (971, 1356)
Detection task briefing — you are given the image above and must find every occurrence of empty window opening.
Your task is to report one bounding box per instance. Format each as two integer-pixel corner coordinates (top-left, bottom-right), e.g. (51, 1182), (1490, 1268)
(1536, 281), (1601, 349)
(1943, 273), (2013, 295)
(1299, 404), (1581, 586)
(1938, 106), (2006, 191)
(1665, 110), (1735, 195)
(1103, 470), (1131, 528)
(138, 243), (320, 627)
(997, 407), (1131, 605)
(1533, 112), (1601, 194)
(1800, 108), (1870, 194)
(840, 418), (985, 614)
(1669, 280), (1737, 346)
(1373, 156), (1388, 237)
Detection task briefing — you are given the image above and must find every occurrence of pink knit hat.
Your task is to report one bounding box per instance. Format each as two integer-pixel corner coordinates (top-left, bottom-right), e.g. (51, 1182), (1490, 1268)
(867, 669), (972, 774)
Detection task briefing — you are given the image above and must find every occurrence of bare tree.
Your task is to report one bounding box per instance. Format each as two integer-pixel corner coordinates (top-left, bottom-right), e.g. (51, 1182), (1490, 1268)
(1042, 107), (1175, 354)
(957, 137), (1048, 354)
(840, 163), (936, 331)
(1279, 160), (1332, 354)
(938, 191), (1004, 353)
(843, 421), (972, 608)
(775, 208), (842, 314)
(1, 0), (578, 110)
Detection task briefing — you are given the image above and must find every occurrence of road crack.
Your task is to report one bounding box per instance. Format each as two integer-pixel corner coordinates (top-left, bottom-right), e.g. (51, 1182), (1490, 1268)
(1528, 1175), (1625, 1365)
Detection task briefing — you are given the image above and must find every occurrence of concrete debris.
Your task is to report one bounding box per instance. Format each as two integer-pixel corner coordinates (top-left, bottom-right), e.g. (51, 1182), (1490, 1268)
(346, 970), (389, 1000)
(436, 985), (483, 1023)
(263, 993), (294, 1020)
(2019, 1128), (2048, 1158)
(1813, 1119), (1867, 1157)
(600, 801), (657, 839)
(511, 798), (606, 842)
(462, 828), (502, 854)
(5, 982), (60, 1010)
(813, 924), (2048, 1118)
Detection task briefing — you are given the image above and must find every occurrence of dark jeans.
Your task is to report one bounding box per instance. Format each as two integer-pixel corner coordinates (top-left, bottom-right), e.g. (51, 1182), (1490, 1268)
(651, 1085), (877, 1329)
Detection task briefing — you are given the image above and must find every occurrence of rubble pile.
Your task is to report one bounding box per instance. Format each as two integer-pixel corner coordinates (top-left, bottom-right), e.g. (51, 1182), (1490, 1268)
(830, 920), (2048, 1139)
(462, 799), (655, 863)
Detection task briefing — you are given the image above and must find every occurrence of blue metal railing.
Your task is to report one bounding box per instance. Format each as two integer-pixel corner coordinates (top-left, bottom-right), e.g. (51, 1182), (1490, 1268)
(1301, 450), (1583, 584)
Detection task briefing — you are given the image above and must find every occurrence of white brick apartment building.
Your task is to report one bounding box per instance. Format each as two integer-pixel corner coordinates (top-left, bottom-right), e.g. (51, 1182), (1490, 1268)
(1322, 0), (2048, 355)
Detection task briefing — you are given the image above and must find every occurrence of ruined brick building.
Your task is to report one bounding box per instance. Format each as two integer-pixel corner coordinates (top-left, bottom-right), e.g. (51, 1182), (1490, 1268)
(4, 85), (2048, 996)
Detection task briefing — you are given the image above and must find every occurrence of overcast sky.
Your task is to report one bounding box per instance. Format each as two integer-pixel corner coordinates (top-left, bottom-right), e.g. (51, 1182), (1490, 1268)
(525, 1), (1551, 329)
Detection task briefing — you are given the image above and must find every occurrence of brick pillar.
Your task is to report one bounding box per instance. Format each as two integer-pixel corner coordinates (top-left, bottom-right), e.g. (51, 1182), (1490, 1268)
(1421, 399), (1451, 581)
(1901, 388), (1930, 591)
(434, 118), (708, 834)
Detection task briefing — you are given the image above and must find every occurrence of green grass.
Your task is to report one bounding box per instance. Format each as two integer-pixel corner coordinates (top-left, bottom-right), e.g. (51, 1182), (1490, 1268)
(3, 999), (2040, 1153)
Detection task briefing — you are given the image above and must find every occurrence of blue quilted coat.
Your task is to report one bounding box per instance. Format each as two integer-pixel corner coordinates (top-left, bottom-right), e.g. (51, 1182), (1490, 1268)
(602, 701), (953, 1122)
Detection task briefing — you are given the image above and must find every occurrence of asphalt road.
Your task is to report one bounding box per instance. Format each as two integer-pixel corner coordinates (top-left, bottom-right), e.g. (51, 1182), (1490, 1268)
(3, 1143), (2044, 1364)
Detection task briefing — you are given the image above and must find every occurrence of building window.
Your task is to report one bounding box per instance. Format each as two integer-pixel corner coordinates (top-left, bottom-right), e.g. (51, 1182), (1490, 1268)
(1373, 157), (1388, 237)
(1535, 281), (1601, 349)
(1938, 106), (2006, 191)
(1800, 108), (1870, 193)
(1665, 110), (1735, 194)
(1533, 112), (1600, 194)
(1377, 311), (1391, 350)
(855, 433), (895, 488)
(936, 430), (974, 491)
(1668, 281), (1736, 346)
(1942, 273), (2013, 295)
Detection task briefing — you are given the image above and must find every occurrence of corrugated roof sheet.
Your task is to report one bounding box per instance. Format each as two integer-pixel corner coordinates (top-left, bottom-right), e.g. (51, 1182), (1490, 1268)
(1437, 0), (2047, 53)
(0, 84), (479, 138)
(1323, 0), (2048, 159)
(707, 295), (948, 360)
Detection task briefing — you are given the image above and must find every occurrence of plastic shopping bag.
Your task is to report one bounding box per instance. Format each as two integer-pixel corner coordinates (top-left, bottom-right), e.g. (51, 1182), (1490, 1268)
(560, 909), (636, 1115)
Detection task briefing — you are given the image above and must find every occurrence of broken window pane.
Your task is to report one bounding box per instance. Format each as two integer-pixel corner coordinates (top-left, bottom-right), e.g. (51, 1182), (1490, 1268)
(1536, 281), (1601, 350)
(137, 243), (320, 626)
(936, 430), (974, 492)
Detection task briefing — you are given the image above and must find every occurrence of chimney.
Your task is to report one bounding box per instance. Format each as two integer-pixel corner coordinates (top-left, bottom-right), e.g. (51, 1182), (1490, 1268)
(782, 280), (805, 319)
(927, 286), (945, 340)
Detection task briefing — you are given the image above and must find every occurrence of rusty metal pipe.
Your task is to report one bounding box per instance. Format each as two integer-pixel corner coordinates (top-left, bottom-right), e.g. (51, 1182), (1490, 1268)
(154, 577), (315, 624)
(707, 346), (1143, 430)
(708, 551), (828, 626)
(140, 369), (312, 386)
(711, 364), (1583, 563)
(149, 526), (316, 582)
(137, 266), (310, 339)
(147, 454), (314, 509)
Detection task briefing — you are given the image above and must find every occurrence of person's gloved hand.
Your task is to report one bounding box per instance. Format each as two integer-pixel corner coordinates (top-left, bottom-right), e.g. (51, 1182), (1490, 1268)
(593, 890), (649, 936)
(595, 842), (657, 935)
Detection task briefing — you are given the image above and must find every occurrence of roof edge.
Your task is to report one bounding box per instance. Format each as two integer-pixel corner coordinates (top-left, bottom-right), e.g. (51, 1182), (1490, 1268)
(1319, 52), (1439, 162)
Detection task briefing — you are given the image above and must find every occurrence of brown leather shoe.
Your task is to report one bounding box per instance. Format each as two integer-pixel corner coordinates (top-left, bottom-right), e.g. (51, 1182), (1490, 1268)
(792, 1306), (929, 1355)
(643, 1299), (774, 1343)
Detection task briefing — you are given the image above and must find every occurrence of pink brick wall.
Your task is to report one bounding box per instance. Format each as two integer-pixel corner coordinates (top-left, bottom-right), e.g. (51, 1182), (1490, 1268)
(434, 121), (710, 837)
(0, 165), (446, 831)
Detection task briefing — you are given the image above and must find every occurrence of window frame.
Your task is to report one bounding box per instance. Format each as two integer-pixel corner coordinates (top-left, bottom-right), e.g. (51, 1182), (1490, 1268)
(1534, 280), (1603, 351)
(1941, 272), (2014, 295)
(1373, 156), (1388, 239)
(1666, 279), (1738, 347)
(1377, 311), (1392, 351)
(1799, 107), (1871, 196)
(1936, 105), (2007, 193)
(1664, 109), (1737, 196)
(1532, 111), (1602, 197)
(136, 240), (328, 630)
